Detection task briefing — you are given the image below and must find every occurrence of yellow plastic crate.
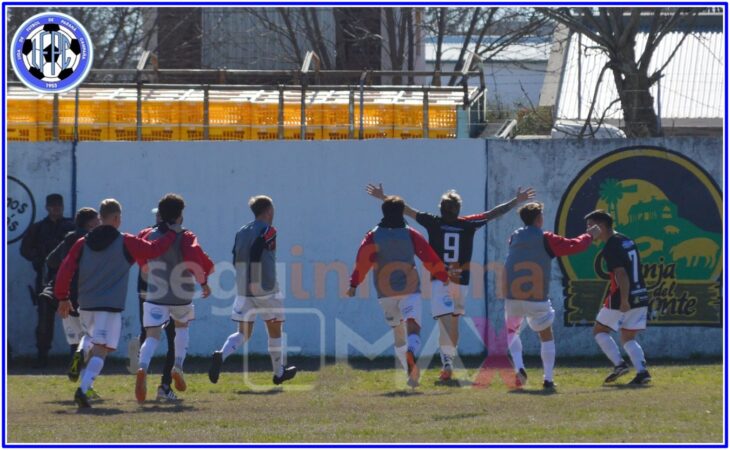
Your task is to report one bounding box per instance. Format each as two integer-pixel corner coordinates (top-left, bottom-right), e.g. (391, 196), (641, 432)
(7, 99), (39, 124)
(363, 127), (395, 139)
(180, 102), (204, 125)
(6, 124), (38, 141)
(355, 103), (394, 127)
(322, 126), (351, 140)
(250, 103), (279, 126)
(57, 99), (110, 125)
(142, 101), (180, 125)
(109, 101), (138, 124)
(181, 126), (251, 141)
(394, 129), (423, 139)
(320, 104), (351, 126)
(283, 127), (321, 140)
(40, 125), (109, 141)
(109, 125), (180, 141)
(210, 101), (251, 125)
(428, 129), (456, 139)
(394, 103), (423, 128)
(429, 104), (457, 129)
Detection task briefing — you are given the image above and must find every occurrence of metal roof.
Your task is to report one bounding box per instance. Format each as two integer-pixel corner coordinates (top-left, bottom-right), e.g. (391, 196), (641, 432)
(424, 35), (551, 63)
(556, 30), (724, 121)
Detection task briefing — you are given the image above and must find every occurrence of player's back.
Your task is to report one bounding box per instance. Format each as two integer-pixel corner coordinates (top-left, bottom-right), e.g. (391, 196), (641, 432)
(415, 212), (485, 285)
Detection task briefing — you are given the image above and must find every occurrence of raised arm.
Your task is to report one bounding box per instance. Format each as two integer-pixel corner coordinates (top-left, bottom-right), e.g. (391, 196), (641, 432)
(462, 187), (537, 224)
(365, 183), (419, 219)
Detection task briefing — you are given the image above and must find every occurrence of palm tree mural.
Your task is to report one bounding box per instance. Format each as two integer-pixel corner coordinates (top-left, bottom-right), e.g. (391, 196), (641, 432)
(599, 178), (637, 225)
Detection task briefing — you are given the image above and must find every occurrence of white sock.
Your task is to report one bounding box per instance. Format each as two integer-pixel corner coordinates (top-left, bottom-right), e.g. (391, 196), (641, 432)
(395, 344), (408, 369)
(540, 340), (556, 381)
(407, 334), (421, 355)
(79, 335), (92, 361)
(269, 337), (284, 377)
(138, 336), (159, 371)
(80, 356), (104, 393)
(595, 333), (623, 366)
(220, 332), (244, 361)
(440, 345), (456, 368)
(508, 332), (524, 371)
(623, 340), (647, 372)
(174, 327), (189, 370)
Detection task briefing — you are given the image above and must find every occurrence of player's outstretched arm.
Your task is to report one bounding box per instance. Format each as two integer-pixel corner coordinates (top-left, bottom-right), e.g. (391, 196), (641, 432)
(365, 183), (419, 219)
(543, 231), (594, 258)
(462, 187), (537, 224)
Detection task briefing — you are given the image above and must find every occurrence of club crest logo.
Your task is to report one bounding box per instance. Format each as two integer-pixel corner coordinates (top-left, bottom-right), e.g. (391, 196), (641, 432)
(10, 13), (93, 93)
(556, 147), (722, 327)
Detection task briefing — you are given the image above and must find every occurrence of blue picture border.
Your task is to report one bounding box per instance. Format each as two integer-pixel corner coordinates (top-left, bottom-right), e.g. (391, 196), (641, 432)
(1, 1), (727, 448)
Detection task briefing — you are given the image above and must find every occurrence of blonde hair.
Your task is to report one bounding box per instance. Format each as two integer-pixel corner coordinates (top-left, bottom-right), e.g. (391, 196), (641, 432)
(440, 190), (462, 220)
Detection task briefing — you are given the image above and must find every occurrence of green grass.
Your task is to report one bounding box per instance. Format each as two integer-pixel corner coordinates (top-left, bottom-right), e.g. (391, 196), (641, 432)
(7, 360), (724, 444)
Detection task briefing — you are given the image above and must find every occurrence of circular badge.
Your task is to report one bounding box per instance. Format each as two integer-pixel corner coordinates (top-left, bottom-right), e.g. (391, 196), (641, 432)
(7, 176), (36, 244)
(10, 12), (93, 93)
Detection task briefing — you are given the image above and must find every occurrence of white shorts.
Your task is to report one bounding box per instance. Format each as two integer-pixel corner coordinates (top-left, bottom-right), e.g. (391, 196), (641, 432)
(143, 302), (195, 328)
(232, 294), (285, 322)
(430, 281), (468, 318)
(596, 306), (648, 332)
(79, 310), (122, 350)
(379, 292), (422, 327)
(504, 299), (555, 333)
(62, 315), (84, 346)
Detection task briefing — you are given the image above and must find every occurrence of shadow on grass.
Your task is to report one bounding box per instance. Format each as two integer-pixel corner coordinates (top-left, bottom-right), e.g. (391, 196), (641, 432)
(135, 402), (196, 413)
(432, 411), (488, 421)
(433, 379), (474, 388)
(235, 388), (284, 396)
(508, 388), (558, 396)
(45, 399), (106, 406)
(380, 389), (424, 398)
(602, 383), (653, 390)
(54, 407), (125, 416)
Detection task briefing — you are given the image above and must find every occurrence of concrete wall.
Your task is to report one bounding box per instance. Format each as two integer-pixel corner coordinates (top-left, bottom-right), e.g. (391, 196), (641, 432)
(72, 140), (487, 359)
(6, 137), (723, 360)
(7, 142), (74, 356)
(485, 137), (724, 358)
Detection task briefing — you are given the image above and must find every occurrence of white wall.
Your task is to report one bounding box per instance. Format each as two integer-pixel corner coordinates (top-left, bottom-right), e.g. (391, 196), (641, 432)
(485, 137), (724, 358)
(7, 143), (73, 356)
(74, 140), (487, 359)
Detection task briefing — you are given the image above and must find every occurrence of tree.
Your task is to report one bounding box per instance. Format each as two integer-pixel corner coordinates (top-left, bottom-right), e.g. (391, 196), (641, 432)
(423, 8), (550, 87)
(538, 7), (699, 137)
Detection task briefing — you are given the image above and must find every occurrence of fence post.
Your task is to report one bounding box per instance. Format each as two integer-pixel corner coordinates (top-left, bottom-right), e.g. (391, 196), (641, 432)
(136, 81), (142, 141)
(52, 94), (59, 141)
(300, 83), (307, 141)
(73, 88), (80, 142)
(423, 88), (429, 138)
(203, 85), (210, 140)
(348, 88), (355, 139)
(278, 85), (284, 140)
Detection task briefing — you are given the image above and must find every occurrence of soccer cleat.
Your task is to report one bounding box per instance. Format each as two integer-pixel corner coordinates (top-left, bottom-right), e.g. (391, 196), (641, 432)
(604, 361), (630, 383)
(86, 387), (101, 400)
(171, 367), (187, 392)
(273, 366), (298, 385)
(135, 368), (147, 404)
(515, 368), (528, 388)
(628, 370), (652, 385)
(67, 351), (82, 382)
(543, 380), (556, 390)
(439, 365), (453, 382)
(405, 351), (420, 388)
(208, 351), (223, 384)
(74, 387), (91, 409)
(156, 384), (179, 401)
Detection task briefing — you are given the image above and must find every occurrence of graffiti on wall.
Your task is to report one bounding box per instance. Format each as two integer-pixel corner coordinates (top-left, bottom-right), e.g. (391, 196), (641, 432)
(7, 176), (36, 244)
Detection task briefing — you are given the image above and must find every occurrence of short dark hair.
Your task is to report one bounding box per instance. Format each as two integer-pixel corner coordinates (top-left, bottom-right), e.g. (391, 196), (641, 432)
(519, 202), (543, 226)
(74, 207), (98, 228)
(99, 199), (122, 219)
(249, 195), (273, 217)
(46, 193), (63, 206)
(439, 190), (462, 220)
(158, 193), (185, 224)
(584, 209), (614, 228)
(382, 195), (405, 221)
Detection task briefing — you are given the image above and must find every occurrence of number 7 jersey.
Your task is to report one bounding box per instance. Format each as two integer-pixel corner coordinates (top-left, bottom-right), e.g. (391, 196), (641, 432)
(600, 232), (649, 310)
(415, 212), (488, 285)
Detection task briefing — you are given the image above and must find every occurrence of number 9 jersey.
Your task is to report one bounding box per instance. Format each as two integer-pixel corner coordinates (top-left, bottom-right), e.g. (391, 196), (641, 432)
(415, 212), (489, 286)
(599, 232), (649, 310)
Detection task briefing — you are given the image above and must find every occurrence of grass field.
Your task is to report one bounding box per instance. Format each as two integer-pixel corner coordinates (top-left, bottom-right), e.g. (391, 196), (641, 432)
(7, 358), (724, 444)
